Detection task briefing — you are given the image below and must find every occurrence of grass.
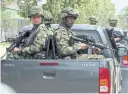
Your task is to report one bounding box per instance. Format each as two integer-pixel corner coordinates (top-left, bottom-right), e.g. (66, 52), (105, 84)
(0, 42), (10, 47)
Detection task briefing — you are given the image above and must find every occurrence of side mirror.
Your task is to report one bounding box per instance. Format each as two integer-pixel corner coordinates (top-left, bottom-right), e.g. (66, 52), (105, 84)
(117, 47), (128, 57)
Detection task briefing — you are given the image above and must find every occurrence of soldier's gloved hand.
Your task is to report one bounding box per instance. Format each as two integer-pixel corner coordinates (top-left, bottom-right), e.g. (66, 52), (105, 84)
(78, 43), (88, 50)
(92, 48), (101, 54)
(13, 47), (21, 53)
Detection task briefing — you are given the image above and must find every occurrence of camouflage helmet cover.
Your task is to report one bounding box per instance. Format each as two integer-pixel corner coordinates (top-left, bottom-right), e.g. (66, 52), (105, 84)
(43, 10), (53, 24)
(108, 18), (118, 24)
(88, 16), (98, 22)
(28, 6), (43, 18)
(43, 10), (53, 20)
(60, 7), (79, 19)
(108, 18), (118, 27)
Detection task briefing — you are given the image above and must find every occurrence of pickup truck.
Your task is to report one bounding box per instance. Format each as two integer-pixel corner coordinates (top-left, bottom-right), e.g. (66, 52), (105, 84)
(1, 24), (127, 93)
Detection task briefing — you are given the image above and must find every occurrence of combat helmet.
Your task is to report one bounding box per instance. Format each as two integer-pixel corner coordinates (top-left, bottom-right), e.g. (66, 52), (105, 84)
(43, 10), (53, 24)
(28, 5), (43, 18)
(60, 7), (79, 19)
(108, 18), (118, 27)
(88, 16), (98, 25)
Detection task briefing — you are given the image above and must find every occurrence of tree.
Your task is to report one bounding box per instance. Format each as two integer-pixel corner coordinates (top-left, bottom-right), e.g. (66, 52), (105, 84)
(5, 0), (116, 26)
(118, 6), (128, 29)
(42, 0), (116, 26)
(17, 0), (37, 18)
(0, 0), (19, 29)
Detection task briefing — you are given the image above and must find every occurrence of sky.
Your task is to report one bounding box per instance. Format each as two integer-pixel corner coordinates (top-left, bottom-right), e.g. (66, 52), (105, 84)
(112, 0), (128, 14)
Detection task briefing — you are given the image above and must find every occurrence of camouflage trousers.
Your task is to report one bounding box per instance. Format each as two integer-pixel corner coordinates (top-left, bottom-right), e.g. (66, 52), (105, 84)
(33, 52), (45, 59)
(62, 54), (105, 60)
(76, 54), (105, 60)
(6, 52), (46, 60)
(6, 52), (33, 60)
(34, 51), (55, 59)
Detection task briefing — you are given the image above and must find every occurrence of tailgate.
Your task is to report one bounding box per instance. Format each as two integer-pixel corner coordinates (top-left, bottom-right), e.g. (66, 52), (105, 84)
(1, 60), (100, 93)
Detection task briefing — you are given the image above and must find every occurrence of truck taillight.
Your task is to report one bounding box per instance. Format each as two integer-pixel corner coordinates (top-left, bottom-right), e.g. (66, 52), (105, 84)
(99, 68), (110, 94)
(40, 62), (59, 66)
(122, 56), (128, 66)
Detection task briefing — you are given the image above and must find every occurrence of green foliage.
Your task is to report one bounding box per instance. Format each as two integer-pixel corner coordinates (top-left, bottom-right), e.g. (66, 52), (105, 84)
(1, 0), (20, 28)
(1, 0), (14, 11)
(118, 6), (128, 29)
(43, 0), (116, 26)
(2, 0), (116, 27)
(17, 0), (37, 18)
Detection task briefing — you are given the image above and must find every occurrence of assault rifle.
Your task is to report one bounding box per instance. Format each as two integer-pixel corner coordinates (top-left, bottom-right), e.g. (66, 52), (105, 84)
(72, 36), (106, 49)
(1, 31), (30, 59)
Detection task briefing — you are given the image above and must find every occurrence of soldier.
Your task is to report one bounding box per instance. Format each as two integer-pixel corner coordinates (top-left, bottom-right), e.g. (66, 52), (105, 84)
(43, 10), (55, 33)
(33, 11), (55, 59)
(108, 18), (118, 27)
(6, 6), (53, 59)
(43, 10), (53, 28)
(55, 7), (105, 60)
(6, 6), (44, 59)
(88, 16), (98, 25)
(5, 6), (42, 59)
(108, 18), (128, 46)
(108, 18), (119, 42)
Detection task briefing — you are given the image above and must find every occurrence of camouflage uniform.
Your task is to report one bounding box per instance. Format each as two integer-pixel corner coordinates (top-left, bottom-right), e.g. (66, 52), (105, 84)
(6, 52), (23, 60)
(6, 6), (48, 59)
(88, 16), (98, 25)
(21, 24), (53, 59)
(20, 8), (54, 59)
(6, 24), (40, 59)
(55, 7), (105, 60)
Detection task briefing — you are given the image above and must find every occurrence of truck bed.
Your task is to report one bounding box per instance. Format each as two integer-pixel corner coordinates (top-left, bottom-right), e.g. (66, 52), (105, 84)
(1, 59), (113, 93)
